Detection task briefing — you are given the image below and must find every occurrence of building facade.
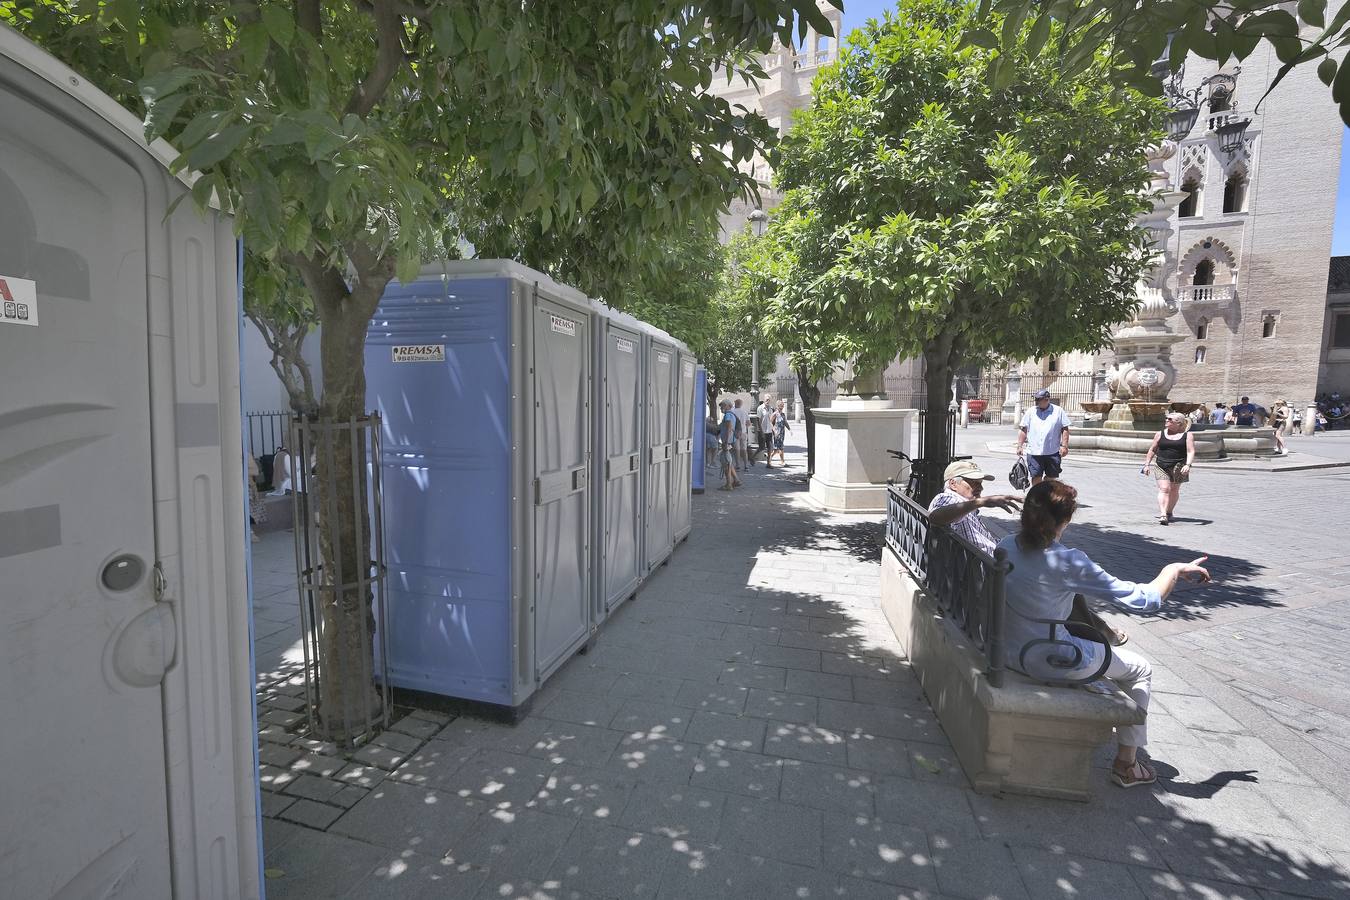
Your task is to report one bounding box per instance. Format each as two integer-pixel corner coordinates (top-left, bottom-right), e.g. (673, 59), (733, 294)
(1114, 43), (1343, 407)
(706, 3), (842, 241)
(1324, 257), (1350, 393)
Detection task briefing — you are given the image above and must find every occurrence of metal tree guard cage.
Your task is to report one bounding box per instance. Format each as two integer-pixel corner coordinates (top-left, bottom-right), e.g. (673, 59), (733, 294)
(290, 413), (390, 747)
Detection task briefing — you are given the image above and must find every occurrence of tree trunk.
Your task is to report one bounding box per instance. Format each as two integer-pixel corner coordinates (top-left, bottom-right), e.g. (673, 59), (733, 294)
(919, 336), (958, 504)
(302, 260), (393, 743)
(246, 309), (319, 415)
(796, 366), (821, 475)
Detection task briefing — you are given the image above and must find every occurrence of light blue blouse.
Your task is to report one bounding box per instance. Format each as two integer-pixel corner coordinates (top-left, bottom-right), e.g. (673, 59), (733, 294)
(996, 534), (1161, 679)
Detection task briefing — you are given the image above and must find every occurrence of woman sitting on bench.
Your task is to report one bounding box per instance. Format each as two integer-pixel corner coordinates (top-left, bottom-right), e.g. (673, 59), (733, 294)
(997, 481), (1211, 788)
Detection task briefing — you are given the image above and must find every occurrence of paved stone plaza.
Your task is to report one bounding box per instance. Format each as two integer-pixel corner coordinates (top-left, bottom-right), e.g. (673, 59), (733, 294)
(249, 431), (1350, 899)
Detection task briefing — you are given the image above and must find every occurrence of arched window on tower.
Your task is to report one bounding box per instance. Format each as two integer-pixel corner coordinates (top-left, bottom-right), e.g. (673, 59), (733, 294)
(1223, 170), (1248, 213)
(1178, 177), (1200, 218)
(1193, 259), (1215, 286)
(1262, 314), (1277, 338)
(1195, 346), (1206, 364)
(1196, 317), (1209, 340)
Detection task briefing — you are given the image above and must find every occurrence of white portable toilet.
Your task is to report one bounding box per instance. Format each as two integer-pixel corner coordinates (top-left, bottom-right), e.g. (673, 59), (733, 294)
(590, 303), (646, 628)
(672, 349), (697, 544)
(0, 29), (258, 900)
(643, 330), (678, 571)
(365, 260), (595, 710)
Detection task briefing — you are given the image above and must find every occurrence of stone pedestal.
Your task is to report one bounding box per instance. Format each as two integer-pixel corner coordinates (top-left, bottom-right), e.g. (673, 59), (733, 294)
(808, 408), (917, 513)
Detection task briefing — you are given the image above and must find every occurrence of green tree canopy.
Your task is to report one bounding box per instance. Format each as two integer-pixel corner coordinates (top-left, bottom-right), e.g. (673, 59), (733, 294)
(757, 0), (1164, 492)
(968, 0), (1350, 126)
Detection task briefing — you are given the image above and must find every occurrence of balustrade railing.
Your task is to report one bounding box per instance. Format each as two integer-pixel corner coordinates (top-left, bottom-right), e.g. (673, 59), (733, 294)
(885, 486), (1010, 687)
(1178, 284), (1236, 304)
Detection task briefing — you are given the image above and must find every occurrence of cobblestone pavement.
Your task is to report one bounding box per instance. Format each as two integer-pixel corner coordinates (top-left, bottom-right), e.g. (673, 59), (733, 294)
(249, 436), (1350, 900)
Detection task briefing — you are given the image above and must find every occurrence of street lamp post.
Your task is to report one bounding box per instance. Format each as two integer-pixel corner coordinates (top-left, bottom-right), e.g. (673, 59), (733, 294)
(747, 208), (767, 407)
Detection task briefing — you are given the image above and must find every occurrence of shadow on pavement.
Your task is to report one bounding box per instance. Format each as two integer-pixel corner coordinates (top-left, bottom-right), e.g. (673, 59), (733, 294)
(1062, 519), (1278, 623)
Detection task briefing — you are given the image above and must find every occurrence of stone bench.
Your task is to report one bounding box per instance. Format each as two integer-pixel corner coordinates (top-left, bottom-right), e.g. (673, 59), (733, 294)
(880, 548), (1143, 802)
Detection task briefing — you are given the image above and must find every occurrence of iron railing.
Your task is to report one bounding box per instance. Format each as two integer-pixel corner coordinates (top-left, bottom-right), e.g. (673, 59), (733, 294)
(245, 410), (291, 466)
(291, 414), (391, 747)
(886, 485), (1010, 687)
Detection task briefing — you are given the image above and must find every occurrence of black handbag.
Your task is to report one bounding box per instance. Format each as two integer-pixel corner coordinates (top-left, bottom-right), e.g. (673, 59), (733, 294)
(1009, 457), (1030, 490)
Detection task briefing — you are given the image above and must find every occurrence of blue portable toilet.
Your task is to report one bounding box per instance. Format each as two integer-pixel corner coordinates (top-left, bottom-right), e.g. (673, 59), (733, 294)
(365, 260), (594, 708)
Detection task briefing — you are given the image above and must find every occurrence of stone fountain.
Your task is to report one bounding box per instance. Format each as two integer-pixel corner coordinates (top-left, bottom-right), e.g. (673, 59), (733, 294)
(1071, 141), (1277, 460)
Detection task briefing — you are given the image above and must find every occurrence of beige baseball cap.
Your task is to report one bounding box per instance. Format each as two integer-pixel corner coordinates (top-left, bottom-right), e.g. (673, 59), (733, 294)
(944, 459), (994, 482)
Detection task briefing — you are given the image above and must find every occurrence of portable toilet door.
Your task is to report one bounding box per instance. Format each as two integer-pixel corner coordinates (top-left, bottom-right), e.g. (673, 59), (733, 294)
(672, 351), (696, 543)
(644, 337), (676, 570)
(529, 283), (593, 680)
(0, 32), (256, 900)
(692, 366), (708, 494)
(594, 313), (644, 624)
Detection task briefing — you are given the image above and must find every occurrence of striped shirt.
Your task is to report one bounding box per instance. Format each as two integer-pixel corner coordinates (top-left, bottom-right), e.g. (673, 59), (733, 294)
(927, 489), (996, 555)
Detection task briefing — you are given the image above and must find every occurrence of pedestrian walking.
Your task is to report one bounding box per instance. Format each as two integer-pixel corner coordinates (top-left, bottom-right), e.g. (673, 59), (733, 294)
(756, 395), (775, 464)
(732, 398), (750, 470)
(1232, 395), (1258, 426)
(1208, 402), (1227, 425)
(1270, 400), (1291, 455)
(717, 400), (742, 490)
(999, 481), (1211, 788)
(1140, 412), (1195, 524)
(1016, 388), (1071, 484)
(769, 400), (790, 467)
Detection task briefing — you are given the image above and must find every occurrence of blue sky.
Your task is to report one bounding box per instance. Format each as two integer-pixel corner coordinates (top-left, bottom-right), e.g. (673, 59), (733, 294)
(833, 0), (1350, 257)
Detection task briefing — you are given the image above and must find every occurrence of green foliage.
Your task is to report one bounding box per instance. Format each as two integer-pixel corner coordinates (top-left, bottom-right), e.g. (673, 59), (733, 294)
(3, 0), (841, 301)
(971, 0), (1350, 125)
(757, 0), (1162, 377)
(612, 220), (724, 354)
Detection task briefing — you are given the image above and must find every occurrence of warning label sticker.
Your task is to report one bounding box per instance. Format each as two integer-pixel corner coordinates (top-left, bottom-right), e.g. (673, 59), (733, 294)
(392, 344), (445, 363)
(550, 314), (577, 337)
(684, 361), (694, 377)
(656, 351), (670, 364)
(0, 275), (38, 327)
(615, 337), (634, 354)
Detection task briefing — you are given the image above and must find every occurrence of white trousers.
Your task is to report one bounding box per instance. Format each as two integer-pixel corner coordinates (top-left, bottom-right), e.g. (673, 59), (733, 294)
(1106, 645), (1152, 748)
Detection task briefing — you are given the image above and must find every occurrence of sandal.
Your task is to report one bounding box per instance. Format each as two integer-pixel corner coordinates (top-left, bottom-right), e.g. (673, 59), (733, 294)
(1111, 760), (1156, 788)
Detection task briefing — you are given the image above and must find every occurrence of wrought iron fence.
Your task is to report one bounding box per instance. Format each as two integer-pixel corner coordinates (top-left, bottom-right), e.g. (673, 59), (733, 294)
(1015, 372), (1101, 416)
(291, 414), (391, 748)
(245, 410), (291, 463)
(885, 485), (1010, 687)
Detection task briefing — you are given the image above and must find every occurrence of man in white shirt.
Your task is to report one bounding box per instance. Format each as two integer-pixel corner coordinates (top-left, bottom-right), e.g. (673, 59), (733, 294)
(1016, 389), (1071, 484)
(756, 395), (774, 466)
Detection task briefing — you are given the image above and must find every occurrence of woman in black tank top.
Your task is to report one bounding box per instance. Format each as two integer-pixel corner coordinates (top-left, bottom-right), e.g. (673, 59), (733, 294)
(1141, 413), (1196, 524)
